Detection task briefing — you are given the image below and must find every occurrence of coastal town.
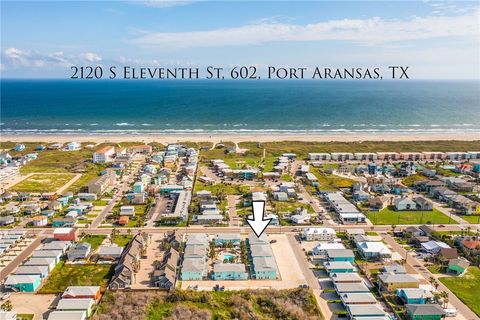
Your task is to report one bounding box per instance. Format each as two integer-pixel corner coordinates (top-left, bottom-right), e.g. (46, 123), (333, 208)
(0, 140), (479, 320)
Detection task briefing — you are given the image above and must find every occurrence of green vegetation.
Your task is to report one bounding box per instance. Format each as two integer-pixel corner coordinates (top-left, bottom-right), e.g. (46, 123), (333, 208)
(18, 149), (93, 174)
(11, 173), (75, 192)
(272, 201), (315, 213)
(440, 267), (480, 317)
(111, 234), (133, 247)
(280, 174), (293, 182)
(427, 265), (441, 274)
(39, 261), (113, 293)
(401, 174), (426, 187)
(80, 235), (107, 250)
(94, 288), (322, 320)
(17, 315), (34, 320)
(460, 215), (480, 224)
(194, 181), (250, 195)
(66, 163), (105, 193)
(310, 168), (355, 191)
(368, 207), (457, 225)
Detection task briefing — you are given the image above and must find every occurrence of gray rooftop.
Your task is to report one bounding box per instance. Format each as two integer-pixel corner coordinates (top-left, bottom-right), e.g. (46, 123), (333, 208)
(213, 263), (246, 273)
(340, 292), (377, 304)
(335, 282), (369, 293)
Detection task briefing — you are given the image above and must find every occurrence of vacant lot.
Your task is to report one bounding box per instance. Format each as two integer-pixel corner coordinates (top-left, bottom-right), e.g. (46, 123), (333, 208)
(459, 215), (480, 224)
(11, 173), (76, 192)
(440, 267), (480, 317)
(39, 262), (113, 293)
(80, 235), (107, 250)
(368, 207), (457, 225)
(94, 288), (320, 320)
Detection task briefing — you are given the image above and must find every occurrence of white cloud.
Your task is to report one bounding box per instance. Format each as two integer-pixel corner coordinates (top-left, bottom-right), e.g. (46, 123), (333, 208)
(78, 52), (102, 62)
(1, 48), (103, 69)
(131, 10), (480, 49)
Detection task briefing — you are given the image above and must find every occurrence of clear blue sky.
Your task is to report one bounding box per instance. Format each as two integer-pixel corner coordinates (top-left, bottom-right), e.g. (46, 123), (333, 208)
(1, 1), (479, 78)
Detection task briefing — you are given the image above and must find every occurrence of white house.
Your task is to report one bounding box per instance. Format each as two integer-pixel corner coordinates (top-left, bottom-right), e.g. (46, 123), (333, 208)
(291, 213), (310, 224)
(303, 227), (336, 241)
(119, 206), (135, 216)
(93, 146), (116, 163)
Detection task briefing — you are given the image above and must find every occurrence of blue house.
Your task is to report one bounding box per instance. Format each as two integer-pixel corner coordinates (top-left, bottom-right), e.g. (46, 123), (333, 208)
(324, 261), (355, 274)
(214, 233), (241, 246)
(13, 144), (26, 152)
(133, 182), (145, 193)
(180, 259), (207, 280)
(326, 249), (355, 263)
(251, 257), (278, 280)
(212, 263), (248, 280)
(396, 288), (433, 305)
(57, 197), (70, 206)
(4, 274), (41, 292)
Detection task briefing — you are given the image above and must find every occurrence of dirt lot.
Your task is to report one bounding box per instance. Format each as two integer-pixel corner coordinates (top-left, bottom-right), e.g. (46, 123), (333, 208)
(9, 293), (57, 320)
(181, 234), (307, 290)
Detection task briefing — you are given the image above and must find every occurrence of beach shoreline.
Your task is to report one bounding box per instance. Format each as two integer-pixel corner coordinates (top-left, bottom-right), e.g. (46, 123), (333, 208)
(1, 132), (478, 144)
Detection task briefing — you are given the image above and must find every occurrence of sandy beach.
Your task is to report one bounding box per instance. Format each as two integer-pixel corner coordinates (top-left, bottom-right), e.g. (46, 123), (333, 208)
(1, 132), (479, 144)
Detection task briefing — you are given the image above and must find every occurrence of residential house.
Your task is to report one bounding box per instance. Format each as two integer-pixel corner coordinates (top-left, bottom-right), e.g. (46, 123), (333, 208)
(324, 261), (355, 274)
(421, 241), (450, 254)
(447, 258), (470, 275)
(339, 292), (377, 305)
(47, 311), (86, 320)
(87, 170), (116, 195)
(53, 228), (78, 241)
(368, 196), (390, 211)
(214, 233), (241, 246)
(97, 245), (124, 261)
(405, 304), (446, 320)
(326, 249), (355, 263)
(14, 265), (49, 279)
(394, 197), (417, 211)
(93, 146), (115, 163)
(30, 216), (48, 227)
(396, 288), (433, 304)
(23, 257), (56, 271)
(346, 304), (386, 319)
(414, 197), (433, 211)
(290, 212), (310, 224)
(251, 256), (278, 280)
(330, 272), (363, 284)
(56, 299), (94, 317)
(109, 233), (147, 290)
(356, 241), (392, 259)
(0, 215), (15, 226)
(31, 250), (63, 263)
(52, 217), (76, 228)
(211, 263), (248, 280)
(303, 227), (336, 241)
(62, 286), (101, 301)
(120, 206), (136, 216)
(4, 275), (41, 292)
(378, 273), (419, 291)
(68, 243), (92, 261)
(334, 282), (370, 294)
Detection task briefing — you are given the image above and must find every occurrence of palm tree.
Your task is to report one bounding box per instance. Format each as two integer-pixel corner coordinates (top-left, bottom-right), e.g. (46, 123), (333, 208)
(438, 291), (448, 308)
(391, 224), (397, 234)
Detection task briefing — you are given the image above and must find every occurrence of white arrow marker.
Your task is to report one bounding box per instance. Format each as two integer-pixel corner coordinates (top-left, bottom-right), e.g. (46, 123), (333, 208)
(246, 201), (272, 238)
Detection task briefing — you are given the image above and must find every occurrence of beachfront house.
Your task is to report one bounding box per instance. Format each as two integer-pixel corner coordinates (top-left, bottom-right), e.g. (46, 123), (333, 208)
(211, 263), (248, 280)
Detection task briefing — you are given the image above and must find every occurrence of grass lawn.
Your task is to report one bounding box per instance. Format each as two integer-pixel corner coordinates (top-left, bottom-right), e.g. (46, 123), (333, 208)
(368, 207), (457, 225)
(440, 267), (480, 317)
(401, 174), (427, 187)
(310, 168), (355, 191)
(460, 215), (480, 224)
(112, 235), (133, 247)
(19, 149), (94, 174)
(17, 315), (34, 320)
(80, 235), (107, 250)
(39, 261), (113, 293)
(66, 163), (104, 193)
(194, 181), (250, 195)
(272, 201), (315, 213)
(11, 173), (75, 192)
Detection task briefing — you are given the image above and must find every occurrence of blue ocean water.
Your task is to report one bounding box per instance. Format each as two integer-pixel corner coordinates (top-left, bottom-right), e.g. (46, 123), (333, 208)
(1, 79), (479, 135)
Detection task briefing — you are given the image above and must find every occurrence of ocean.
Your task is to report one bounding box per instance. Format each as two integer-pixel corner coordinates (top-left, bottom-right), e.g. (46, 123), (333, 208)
(1, 79), (479, 135)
